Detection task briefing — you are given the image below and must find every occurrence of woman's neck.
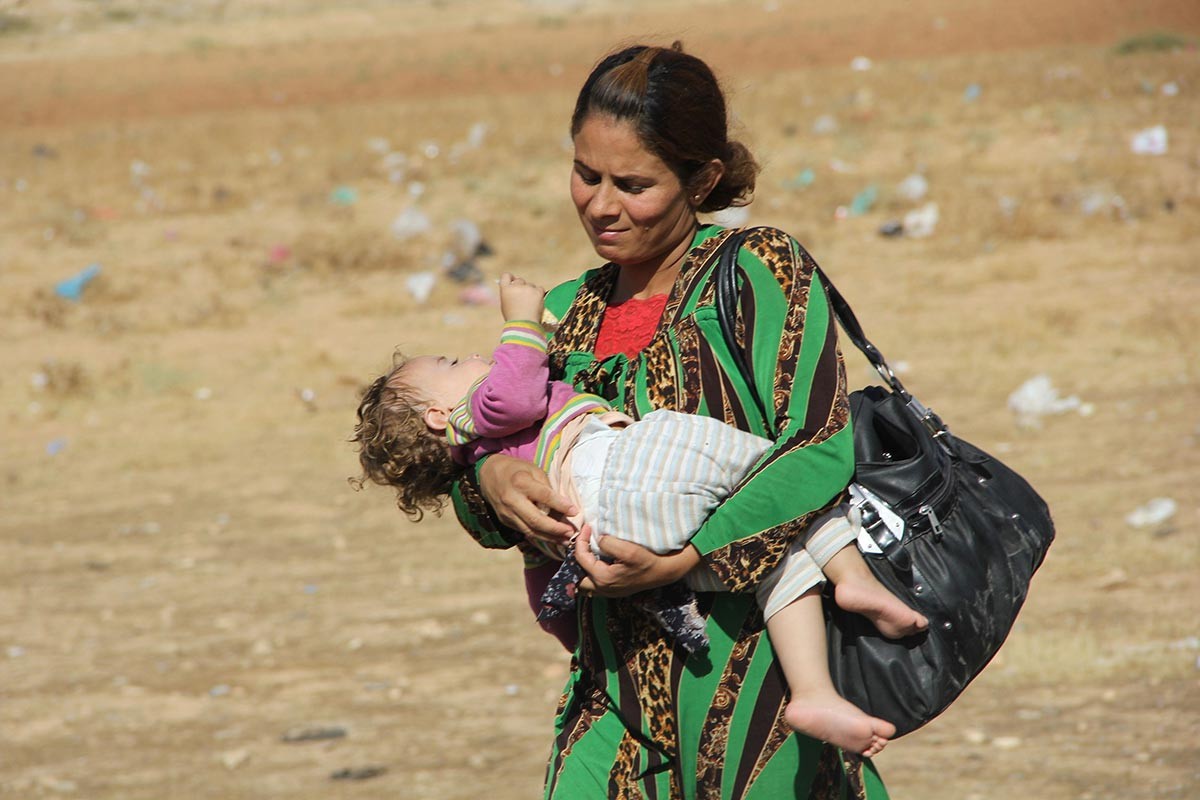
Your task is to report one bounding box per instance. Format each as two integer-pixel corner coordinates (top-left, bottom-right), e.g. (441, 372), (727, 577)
(610, 223), (698, 303)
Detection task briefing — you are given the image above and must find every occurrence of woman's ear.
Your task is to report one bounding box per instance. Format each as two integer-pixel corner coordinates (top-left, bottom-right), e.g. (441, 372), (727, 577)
(422, 405), (450, 433)
(691, 159), (726, 207)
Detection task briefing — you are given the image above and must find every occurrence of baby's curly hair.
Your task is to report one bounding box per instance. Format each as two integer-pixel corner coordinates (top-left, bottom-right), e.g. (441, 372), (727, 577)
(350, 352), (464, 520)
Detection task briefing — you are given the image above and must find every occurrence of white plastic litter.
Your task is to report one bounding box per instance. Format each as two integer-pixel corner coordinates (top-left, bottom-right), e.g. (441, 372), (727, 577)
(1124, 498), (1177, 529)
(902, 203), (939, 238)
(391, 206), (432, 240)
(896, 173), (929, 202)
(812, 114), (839, 135)
(405, 271), (436, 304)
(1007, 374), (1082, 428)
(1130, 125), (1168, 156)
(467, 122), (490, 149)
(850, 56), (873, 72)
(449, 218), (483, 259)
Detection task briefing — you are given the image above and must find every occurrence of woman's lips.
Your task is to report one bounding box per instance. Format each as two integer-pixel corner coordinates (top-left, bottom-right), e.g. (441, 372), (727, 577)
(593, 226), (624, 243)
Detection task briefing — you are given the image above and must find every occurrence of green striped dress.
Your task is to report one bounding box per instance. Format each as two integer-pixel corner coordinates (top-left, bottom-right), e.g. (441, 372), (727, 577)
(452, 225), (890, 799)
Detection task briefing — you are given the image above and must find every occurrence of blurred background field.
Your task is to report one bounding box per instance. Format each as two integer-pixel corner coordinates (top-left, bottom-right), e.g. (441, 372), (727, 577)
(1, 1), (1198, 798)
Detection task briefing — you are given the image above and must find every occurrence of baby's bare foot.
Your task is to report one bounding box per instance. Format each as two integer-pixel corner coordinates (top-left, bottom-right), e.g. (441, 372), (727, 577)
(834, 580), (928, 639)
(784, 695), (895, 757)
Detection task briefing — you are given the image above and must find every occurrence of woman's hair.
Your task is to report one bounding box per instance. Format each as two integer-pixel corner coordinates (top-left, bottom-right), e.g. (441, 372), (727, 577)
(571, 41), (759, 211)
(350, 354), (464, 520)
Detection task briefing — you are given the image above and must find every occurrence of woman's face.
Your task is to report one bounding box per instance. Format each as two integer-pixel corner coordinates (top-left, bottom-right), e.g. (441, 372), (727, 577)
(570, 114), (697, 269)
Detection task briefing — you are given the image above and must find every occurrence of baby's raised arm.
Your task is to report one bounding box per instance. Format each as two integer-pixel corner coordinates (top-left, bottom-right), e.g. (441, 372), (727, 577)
(498, 273), (546, 323)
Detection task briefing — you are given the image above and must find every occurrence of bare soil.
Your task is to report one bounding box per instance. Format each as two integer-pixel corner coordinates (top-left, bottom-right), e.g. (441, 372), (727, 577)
(2, 1), (1198, 798)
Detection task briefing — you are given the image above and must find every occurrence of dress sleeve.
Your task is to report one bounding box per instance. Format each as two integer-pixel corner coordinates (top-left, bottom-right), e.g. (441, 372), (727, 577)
(446, 321), (551, 444)
(690, 230), (856, 593)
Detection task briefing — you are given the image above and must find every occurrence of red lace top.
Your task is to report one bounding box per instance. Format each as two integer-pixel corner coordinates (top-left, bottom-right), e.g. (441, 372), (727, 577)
(593, 294), (670, 359)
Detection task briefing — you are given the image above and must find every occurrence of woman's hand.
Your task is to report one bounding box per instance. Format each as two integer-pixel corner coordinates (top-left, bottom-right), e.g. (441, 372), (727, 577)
(478, 454), (576, 545)
(574, 527), (702, 597)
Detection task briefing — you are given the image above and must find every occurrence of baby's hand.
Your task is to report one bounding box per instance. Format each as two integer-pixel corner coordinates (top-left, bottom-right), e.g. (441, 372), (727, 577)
(498, 273), (546, 323)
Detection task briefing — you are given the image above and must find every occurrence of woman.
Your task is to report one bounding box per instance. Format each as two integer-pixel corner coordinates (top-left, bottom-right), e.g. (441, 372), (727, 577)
(451, 43), (890, 799)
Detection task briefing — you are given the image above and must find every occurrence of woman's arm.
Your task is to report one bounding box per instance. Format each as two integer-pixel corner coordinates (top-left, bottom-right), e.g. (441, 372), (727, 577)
(573, 528), (701, 596)
(450, 455), (576, 548)
(690, 230), (855, 592)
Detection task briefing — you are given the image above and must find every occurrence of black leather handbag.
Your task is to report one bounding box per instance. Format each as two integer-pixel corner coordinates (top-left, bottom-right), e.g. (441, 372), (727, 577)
(714, 229), (1055, 736)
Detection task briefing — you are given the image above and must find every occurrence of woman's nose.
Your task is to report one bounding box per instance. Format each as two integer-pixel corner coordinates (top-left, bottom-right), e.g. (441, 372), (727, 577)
(590, 181), (619, 218)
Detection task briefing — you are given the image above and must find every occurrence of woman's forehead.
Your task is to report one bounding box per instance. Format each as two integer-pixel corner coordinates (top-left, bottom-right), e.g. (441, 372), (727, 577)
(574, 115), (664, 171)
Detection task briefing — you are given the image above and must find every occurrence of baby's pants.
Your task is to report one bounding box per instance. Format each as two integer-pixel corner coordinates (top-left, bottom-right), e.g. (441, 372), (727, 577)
(570, 409), (859, 621)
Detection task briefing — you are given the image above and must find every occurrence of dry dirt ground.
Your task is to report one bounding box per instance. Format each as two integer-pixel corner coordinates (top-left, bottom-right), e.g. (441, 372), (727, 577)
(2, 1), (1199, 798)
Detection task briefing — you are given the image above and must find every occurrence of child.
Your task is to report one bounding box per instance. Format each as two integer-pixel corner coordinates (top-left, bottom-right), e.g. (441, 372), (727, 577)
(353, 273), (927, 757)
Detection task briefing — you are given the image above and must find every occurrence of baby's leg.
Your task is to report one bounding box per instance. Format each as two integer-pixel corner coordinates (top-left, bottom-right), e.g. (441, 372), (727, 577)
(805, 507), (927, 639)
(822, 544), (928, 639)
(768, 589), (894, 757)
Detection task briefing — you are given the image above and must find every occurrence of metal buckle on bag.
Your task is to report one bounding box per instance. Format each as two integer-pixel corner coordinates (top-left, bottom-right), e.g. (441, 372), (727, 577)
(849, 483), (905, 555)
(906, 395), (949, 438)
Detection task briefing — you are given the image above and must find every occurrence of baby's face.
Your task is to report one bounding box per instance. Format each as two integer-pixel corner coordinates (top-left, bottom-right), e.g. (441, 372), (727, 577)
(395, 354), (492, 410)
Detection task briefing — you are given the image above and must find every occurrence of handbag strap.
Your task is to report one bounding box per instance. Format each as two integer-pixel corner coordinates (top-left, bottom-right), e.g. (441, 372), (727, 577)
(715, 227), (919, 410)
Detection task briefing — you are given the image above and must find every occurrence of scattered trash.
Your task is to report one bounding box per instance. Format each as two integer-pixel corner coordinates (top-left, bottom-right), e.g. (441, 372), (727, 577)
(1125, 498), (1177, 529)
(55, 263), (102, 302)
(467, 121), (490, 149)
(297, 388), (317, 411)
(1079, 190), (1127, 219)
(1161, 81), (1179, 97)
(1130, 125), (1168, 156)
(848, 185), (878, 216)
(459, 284), (499, 307)
(443, 218), (494, 283)
(7, 645), (26, 658)
(46, 438), (68, 456)
(711, 205), (751, 227)
(878, 220), (904, 237)
(811, 114), (839, 136)
(421, 141), (440, 160)
(391, 206), (432, 240)
(330, 766), (386, 781)
(896, 173), (929, 202)
(406, 271), (437, 304)
(220, 749), (250, 770)
(209, 684), (231, 697)
(329, 186), (358, 206)
(963, 729), (988, 745)
(992, 736), (1021, 750)
(445, 255), (483, 284)
(32, 144), (58, 159)
(850, 56), (873, 72)
(130, 159), (151, 180)
(828, 158), (857, 174)
(366, 137), (391, 154)
(268, 244), (291, 264)
(902, 202), (940, 238)
(963, 83), (982, 103)
(1007, 374), (1086, 428)
(282, 725), (348, 743)
(785, 168), (816, 189)
(504, 684), (520, 696)
(998, 196), (1019, 218)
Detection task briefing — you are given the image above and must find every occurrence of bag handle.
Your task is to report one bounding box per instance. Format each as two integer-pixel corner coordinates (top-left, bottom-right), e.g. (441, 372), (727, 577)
(710, 227), (916, 407)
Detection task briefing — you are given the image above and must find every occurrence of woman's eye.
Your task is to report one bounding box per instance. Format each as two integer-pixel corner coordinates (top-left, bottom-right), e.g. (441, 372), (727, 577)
(618, 182), (647, 194)
(577, 172), (599, 185)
